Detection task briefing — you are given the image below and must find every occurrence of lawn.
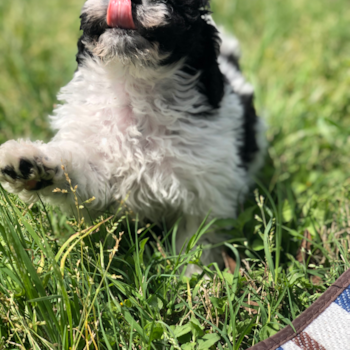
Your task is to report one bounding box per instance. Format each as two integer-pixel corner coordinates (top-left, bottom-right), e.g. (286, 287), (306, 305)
(0, 0), (350, 349)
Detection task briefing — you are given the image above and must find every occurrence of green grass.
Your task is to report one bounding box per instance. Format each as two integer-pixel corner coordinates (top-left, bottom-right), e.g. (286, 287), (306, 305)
(1, 0), (350, 349)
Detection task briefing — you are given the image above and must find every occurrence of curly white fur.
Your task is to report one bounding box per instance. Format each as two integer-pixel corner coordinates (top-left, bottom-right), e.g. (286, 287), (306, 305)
(0, 26), (265, 269)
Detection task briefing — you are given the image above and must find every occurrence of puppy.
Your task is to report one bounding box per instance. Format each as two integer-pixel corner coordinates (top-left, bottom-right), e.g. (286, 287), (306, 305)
(0, 0), (265, 272)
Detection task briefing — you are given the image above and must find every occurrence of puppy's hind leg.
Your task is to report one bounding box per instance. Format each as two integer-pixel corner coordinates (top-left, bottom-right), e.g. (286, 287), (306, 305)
(0, 139), (113, 217)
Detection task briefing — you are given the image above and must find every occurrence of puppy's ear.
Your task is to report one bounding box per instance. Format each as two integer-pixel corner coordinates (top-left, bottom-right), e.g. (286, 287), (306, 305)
(183, 18), (224, 108)
(198, 22), (224, 108)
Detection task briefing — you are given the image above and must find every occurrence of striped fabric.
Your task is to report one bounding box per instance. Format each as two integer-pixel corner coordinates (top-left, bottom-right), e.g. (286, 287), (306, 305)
(271, 286), (350, 350)
(334, 285), (350, 312)
(249, 270), (350, 350)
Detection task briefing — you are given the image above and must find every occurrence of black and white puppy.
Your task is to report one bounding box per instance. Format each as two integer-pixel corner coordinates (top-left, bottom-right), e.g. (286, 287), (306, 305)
(0, 0), (265, 272)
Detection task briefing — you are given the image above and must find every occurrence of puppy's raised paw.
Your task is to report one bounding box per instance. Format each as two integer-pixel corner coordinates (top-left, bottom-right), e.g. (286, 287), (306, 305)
(0, 140), (59, 193)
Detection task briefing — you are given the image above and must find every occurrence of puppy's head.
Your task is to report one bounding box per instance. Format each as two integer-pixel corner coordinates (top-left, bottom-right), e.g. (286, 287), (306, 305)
(79, 0), (224, 107)
(79, 0), (215, 65)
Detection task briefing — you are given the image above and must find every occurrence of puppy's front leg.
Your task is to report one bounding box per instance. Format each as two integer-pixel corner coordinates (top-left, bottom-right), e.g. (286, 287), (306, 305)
(0, 139), (113, 216)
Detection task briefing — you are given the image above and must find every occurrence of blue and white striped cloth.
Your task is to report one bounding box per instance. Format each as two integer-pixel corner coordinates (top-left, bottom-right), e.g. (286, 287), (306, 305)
(277, 286), (350, 350)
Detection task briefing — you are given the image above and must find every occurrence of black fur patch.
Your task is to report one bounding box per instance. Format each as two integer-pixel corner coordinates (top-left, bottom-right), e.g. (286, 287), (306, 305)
(77, 10), (106, 65)
(174, 19), (224, 109)
(76, 37), (88, 65)
(2, 166), (18, 180)
(238, 94), (259, 167)
(80, 12), (107, 37)
(19, 159), (33, 180)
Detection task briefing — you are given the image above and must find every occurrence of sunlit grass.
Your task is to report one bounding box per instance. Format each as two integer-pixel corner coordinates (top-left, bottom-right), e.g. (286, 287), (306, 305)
(1, 0), (350, 348)
(1, 183), (349, 349)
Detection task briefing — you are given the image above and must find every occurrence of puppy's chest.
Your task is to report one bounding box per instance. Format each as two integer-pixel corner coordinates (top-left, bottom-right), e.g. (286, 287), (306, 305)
(62, 65), (213, 174)
(96, 91), (184, 167)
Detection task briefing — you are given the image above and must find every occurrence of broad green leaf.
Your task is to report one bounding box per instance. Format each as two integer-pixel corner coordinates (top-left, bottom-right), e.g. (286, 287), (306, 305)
(190, 317), (204, 338)
(252, 239), (264, 251)
(181, 342), (196, 350)
(222, 272), (234, 286)
(282, 200), (293, 223)
(197, 333), (221, 349)
(147, 294), (164, 310)
(174, 323), (192, 338)
(145, 322), (164, 342)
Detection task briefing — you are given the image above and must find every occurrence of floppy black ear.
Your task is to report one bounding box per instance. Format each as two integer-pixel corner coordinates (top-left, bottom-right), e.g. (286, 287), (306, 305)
(184, 20), (224, 109)
(198, 22), (224, 108)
